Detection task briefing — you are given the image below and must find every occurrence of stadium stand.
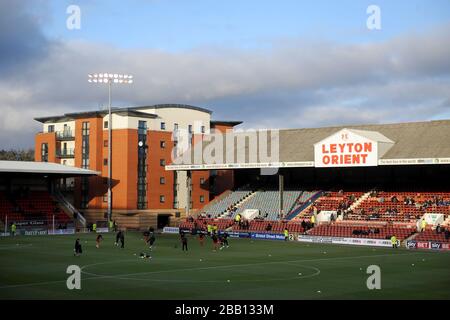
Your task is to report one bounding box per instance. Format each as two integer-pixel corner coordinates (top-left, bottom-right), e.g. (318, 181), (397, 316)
(0, 190), (71, 224)
(308, 191), (364, 213)
(200, 187), (253, 218)
(289, 190), (365, 221)
(179, 216), (310, 234)
(308, 222), (416, 240)
(232, 219), (309, 233)
(234, 189), (303, 220)
(0, 191), (20, 222)
(287, 190), (321, 220)
(347, 191), (450, 222)
(179, 217), (234, 231)
(186, 183), (450, 244)
(414, 229), (450, 243)
(200, 185), (310, 220)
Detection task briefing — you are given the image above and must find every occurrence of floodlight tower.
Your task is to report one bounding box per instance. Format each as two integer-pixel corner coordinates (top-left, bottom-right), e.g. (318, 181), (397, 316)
(88, 73), (133, 222)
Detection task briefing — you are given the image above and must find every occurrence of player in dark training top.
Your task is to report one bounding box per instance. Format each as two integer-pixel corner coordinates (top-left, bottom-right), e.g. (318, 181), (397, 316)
(181, 233), (188, 251)
(96, 234), (103, 248)
(74, 238), (82, 256)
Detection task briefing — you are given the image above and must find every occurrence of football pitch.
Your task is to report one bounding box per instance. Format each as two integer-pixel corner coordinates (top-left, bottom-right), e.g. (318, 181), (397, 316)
(0, 232), (449, 300)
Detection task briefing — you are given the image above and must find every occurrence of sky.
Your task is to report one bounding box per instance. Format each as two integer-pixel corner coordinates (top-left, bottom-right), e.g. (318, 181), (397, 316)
(0, 0), (450, 148)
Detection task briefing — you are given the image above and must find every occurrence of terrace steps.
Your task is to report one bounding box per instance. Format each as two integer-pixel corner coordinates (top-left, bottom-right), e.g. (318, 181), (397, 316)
(348, 191), (372, 212)
(197, 190), (232, 216)
(218, 190), (257, 219)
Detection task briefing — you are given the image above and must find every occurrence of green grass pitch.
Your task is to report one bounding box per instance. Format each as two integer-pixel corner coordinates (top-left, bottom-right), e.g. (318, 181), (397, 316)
(0, 232), (449, 299)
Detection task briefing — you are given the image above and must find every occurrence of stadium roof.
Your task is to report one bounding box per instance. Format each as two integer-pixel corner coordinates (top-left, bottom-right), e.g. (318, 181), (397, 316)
(134, 104), (212, 114)
(34, 104), (212, 123)
(167, 119), (450, 170)
(313, 128), (395, 145)
(0, 161), (99, 176)
(210, 120), (243, 127)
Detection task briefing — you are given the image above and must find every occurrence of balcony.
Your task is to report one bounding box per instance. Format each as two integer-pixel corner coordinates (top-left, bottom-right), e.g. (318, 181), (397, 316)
(56, 130), (74, 141)
(56, 148), (75, 158)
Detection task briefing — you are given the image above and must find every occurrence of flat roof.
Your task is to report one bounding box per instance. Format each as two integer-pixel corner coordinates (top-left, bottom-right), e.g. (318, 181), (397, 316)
(0, 161), (99, 176)
(210, 120), (243, 127)
(34, 104), (212, 123)
(134, 104), (213, 114)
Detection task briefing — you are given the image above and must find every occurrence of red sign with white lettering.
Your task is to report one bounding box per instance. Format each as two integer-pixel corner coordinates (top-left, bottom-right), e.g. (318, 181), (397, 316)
(417, 241), (430, 249)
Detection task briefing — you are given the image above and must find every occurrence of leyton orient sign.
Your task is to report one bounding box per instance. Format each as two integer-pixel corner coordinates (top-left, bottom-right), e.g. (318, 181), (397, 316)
(314, 129), (378, 168)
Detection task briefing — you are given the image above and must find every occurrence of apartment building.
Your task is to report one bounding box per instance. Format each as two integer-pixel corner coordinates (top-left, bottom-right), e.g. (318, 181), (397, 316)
(34, 104), (240, 226)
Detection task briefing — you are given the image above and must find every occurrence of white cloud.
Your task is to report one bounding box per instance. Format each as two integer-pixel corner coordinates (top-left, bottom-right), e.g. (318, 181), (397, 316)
(0, 4), (449, 149)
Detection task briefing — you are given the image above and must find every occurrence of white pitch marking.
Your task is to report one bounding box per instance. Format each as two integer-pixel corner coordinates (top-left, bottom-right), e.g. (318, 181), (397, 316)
(0, 252), (427, 289)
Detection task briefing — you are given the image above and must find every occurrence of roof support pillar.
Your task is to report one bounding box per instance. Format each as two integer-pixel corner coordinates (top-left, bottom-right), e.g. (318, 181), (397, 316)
(186, 170), (192, 216)
(279, 172), (284, 219)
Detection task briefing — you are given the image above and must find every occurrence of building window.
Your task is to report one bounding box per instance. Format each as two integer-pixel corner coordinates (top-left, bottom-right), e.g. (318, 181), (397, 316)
(82, 158), (89, 168)
(41, 143), (48, 162)
(200, 195), (205, 203)
(104, 140), (108, 147)
(160, 159), (166, 166)
(138, 120), (147, 129)
(82, 121), (91, 169)
(160, 177), (166, 185)
(200, 178), (205, 185)
(201, 126), (205, 134)
(48, 125), (55, 133)
(137, 195), (147, 209)
(82, 140), (88, 154)
(103, 159), (108, 166)
(188, 124), (193, 133)
(160, 122), (166, 130)
(160, 141), (166, 149)
(138, 120), (147, 135)
(103, 194), (108, 203)
(82, 157), (90, 168)
(174, 123), (178, 131)
(104, 121), (108, 129)
(137, 121), (148, 210)
(82, 121), (90, 135)
(160, 195), (165, 203)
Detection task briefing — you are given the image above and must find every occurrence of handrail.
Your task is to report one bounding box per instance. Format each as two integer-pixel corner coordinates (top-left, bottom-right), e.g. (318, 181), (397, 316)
(56, 130), (74, 139)
(53, 189), (86, 227)
(56, 148), (75, 157)
(286, 191), (323, 220)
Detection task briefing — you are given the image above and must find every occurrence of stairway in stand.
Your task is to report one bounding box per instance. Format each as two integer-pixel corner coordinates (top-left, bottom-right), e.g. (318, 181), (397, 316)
(218, 190), (257, 219)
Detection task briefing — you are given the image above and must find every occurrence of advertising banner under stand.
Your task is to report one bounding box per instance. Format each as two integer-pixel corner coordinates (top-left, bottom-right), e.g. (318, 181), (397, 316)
(297, 235), (397, 247)
(406, 240), (449, 251)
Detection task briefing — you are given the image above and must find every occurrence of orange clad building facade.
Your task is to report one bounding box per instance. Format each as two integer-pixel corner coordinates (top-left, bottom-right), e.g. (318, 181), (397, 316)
(34, 105), (240, 225)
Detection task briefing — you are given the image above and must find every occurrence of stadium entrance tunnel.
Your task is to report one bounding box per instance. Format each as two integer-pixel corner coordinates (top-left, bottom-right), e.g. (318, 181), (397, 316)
(157, 214), (171, 229)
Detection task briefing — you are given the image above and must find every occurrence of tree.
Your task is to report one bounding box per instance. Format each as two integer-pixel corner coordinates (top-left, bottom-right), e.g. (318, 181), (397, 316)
(0, 149), (34, 161)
